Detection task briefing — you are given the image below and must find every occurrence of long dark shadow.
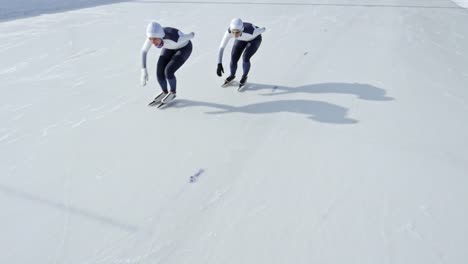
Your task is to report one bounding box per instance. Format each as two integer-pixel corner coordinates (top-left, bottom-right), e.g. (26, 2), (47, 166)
(245, 82), (395, 101)
(134, 0), (462, 9)
(172, 99), (358, 124)
(0, 184), (138, 232)
(170, 82), (394, 123)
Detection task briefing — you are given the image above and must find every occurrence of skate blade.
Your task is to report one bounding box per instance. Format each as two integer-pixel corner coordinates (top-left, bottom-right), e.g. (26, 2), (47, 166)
(157, 100), (176, 109)
(237, 83), (247, 91)
(221, 80), (237, 88)
(148, 101), (161, 107)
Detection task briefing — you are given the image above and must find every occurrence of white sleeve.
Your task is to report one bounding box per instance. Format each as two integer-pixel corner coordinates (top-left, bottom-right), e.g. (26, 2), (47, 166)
(218, 31), (232, 64)
(252, 27), (266, 38)
(178, 31), (195, 43)
(141, 39), (151, 69)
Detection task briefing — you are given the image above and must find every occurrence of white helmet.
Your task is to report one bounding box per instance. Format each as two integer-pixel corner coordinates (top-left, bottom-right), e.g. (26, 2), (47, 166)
(229, 18), (244, 31)
(146, 21), (165, 38)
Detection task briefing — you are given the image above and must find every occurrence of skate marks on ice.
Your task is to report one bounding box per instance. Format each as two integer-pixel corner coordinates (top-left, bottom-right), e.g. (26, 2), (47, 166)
(83, 169), (212, 263)
(0, 183), (139, 232)
(0, 166), (209, 262)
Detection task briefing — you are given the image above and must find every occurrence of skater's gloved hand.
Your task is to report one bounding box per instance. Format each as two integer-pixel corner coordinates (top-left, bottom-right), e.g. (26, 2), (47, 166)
(217, 63), (224, 77)
(141, 68), (148, 86)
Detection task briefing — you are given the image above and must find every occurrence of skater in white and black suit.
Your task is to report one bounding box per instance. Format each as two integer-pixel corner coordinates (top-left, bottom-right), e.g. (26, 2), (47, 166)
(141, 21), (194, 105)
(217, 18), (265, 86)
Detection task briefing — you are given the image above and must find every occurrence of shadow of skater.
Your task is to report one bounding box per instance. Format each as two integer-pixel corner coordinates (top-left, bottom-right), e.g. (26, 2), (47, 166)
(245, 82), (394, 101)
(173, 99), (357, 124)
